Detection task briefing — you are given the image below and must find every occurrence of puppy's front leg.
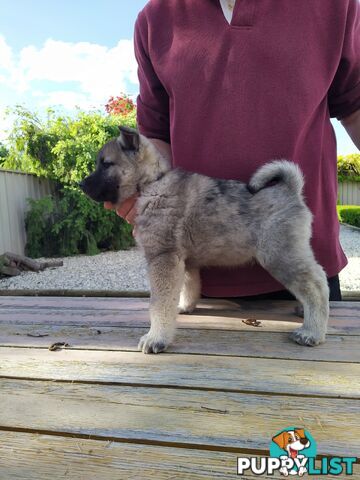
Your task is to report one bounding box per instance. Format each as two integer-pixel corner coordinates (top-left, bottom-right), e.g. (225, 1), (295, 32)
(139, 253), (185, 354)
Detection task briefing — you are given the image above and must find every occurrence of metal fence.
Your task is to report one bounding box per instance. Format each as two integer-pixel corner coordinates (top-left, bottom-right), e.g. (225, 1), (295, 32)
(0, 169), (54, 255)
(338, 181), (360, 206)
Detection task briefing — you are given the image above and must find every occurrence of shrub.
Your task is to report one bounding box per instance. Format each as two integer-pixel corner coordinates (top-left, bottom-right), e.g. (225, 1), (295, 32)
(337, 205), (360, 228)
(337, 154), (360, 182)
(25, 196), (56, 258)
(25, 187), (134, 258)
(3, 105), (137, 257)
(3, 106), (136, 183)
(0, 142), (8, 165)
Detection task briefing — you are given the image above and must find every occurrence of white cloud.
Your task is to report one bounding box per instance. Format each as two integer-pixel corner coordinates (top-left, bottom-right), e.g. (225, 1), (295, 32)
(0, 35), (139, 107)
(33, 90), (97, 110)
(0, 36), (14, 71)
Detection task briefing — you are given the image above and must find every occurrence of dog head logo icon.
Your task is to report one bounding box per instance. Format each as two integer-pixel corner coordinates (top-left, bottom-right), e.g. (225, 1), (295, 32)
(270, 427), (316, 477)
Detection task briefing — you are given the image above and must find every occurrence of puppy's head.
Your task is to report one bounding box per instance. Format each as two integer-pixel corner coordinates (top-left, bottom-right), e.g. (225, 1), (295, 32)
(79, 126), (141, 206)
(272, 429), (310, 457)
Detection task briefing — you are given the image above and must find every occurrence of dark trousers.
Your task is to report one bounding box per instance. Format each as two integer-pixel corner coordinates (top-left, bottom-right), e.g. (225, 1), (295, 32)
(203, 275), (342, 302)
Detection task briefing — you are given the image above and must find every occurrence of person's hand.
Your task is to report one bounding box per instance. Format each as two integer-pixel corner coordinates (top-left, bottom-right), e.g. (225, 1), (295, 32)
(104, 193), (139, 235)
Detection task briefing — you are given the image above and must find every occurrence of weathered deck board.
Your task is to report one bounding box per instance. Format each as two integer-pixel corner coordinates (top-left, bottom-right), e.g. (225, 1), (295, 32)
(1, 323), (359, 362)
(1, 309), (359, 335)
(1, 296), (358, 316)
(0, 378), (359, 457)
(1, 432), (358, 480)
(0, 296), (149, 309)
(1, 347), (359, 398)
(0, 303), (358, 338)
(0, 296), (359, 477)
(0, 297), (359, 334)
(1, 311), (309, 334)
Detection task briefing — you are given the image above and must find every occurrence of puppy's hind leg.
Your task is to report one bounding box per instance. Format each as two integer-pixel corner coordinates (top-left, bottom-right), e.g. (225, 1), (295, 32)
(258, 250), (329, 346)
(139, 253), (185, 354)
(178, 268), (201, 314)
(288, 263), (329, 346)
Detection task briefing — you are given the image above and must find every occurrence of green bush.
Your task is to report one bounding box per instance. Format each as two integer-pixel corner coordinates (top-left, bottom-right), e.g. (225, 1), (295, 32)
(25, 187), (134, 258)
(3, 106), (137, 258)
(3, 105), (136, 183)
(337, 154), (360, 182)
(337, 205), (360, 228)
(0, 142), (8, 165)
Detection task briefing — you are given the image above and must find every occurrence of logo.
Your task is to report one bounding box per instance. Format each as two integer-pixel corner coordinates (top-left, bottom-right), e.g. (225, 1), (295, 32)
(270, 427), (316, 476)
(237, 427), (357, 476)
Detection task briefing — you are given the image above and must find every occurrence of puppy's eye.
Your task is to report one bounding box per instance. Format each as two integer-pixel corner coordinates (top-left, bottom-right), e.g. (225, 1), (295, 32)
(102, 161), (114, 169)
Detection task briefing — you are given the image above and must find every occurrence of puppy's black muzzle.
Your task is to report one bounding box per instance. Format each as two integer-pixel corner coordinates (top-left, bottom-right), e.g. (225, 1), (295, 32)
(79, 174), (118, 204)
(78, 175), (97, 198)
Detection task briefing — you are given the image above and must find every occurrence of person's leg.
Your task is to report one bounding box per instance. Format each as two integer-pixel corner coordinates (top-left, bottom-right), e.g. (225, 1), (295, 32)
(202, 275), (341, 302)
(327, 275), (342, 301)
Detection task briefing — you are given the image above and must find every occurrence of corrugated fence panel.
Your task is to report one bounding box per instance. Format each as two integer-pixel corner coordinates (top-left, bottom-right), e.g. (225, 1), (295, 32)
(0, 169), (54, 255)
(338, 182), (360, 206)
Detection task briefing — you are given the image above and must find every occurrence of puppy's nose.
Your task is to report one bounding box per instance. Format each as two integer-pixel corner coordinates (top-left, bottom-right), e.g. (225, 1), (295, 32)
(300, 438), (309, 445)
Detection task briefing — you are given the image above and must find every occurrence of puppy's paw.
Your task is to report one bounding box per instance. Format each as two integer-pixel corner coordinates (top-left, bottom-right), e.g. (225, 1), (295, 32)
(178, 302), (196, 314)
(298, 466), (307, 476)
(289, 327), (325, 347)
(138, 330), (172, 354)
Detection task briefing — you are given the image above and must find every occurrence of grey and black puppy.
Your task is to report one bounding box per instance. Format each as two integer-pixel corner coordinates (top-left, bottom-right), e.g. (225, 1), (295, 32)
(80, 126), (329, 354)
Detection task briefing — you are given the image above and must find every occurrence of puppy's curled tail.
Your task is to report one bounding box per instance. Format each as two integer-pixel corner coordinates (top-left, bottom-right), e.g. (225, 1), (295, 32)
(247, 160), (304, 195)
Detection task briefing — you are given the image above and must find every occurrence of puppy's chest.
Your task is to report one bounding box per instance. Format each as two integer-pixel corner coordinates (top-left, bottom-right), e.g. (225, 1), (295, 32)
(137, 193), (181, 216)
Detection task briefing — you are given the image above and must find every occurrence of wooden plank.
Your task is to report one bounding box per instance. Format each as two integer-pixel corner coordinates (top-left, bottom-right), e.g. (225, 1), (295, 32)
(1, 431), (358, 480)
(2, 295), (359, 319)
(0, 378), (359, 457)
(0, 295), (149, 310)
(1, 347), (359, 398)
(0, 308), (358, 335)
(0, 298), (358, 334)
(0, 324), (359, 362)
(0, 431), (240, 480)
(1, 296), (359, 322)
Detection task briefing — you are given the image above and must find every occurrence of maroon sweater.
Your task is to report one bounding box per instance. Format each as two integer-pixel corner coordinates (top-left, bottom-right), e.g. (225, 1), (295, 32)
(134, 0), (360, 297)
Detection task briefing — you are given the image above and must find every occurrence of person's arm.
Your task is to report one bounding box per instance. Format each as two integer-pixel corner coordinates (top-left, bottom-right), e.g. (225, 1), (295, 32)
(149, 138), (172, 165)
(341, 108), (360, 150)
(328, 1), (360, 126)
(107, 9), (172, 226)
(133, 8), (170, 143)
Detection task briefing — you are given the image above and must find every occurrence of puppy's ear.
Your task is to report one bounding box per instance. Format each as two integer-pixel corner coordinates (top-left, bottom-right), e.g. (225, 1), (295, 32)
(272, 431), (288, 450)
(118, 126), (140, 151)
(294, 428), (306, 438)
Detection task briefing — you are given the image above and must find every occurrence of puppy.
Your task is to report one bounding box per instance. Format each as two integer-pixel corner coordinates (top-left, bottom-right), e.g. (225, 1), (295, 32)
(80, 126), (329, 354)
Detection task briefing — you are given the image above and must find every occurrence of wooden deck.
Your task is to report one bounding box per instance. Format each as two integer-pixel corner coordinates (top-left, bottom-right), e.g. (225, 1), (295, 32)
(0, 296), (359, 479)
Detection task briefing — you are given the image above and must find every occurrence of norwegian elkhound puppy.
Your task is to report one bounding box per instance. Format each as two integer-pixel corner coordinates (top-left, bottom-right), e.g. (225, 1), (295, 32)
(80, 126), (329, 354)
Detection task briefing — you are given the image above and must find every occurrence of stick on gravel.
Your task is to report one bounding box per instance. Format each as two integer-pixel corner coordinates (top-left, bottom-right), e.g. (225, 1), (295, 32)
(0, 252), (63, 277)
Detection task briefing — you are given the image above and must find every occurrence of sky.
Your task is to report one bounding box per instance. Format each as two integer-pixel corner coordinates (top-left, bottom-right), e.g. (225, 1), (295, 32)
(0, 0), (358, 154)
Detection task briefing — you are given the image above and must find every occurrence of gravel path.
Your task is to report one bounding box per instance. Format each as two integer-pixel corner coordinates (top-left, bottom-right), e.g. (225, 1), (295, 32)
(0, 225), (359, 294)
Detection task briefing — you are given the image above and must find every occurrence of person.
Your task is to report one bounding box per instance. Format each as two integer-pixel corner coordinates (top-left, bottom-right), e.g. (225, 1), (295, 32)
(109, 0), (360, 302)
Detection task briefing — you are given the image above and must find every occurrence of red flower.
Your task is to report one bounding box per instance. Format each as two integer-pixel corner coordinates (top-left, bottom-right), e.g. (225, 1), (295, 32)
(105, 95), (135, 115)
